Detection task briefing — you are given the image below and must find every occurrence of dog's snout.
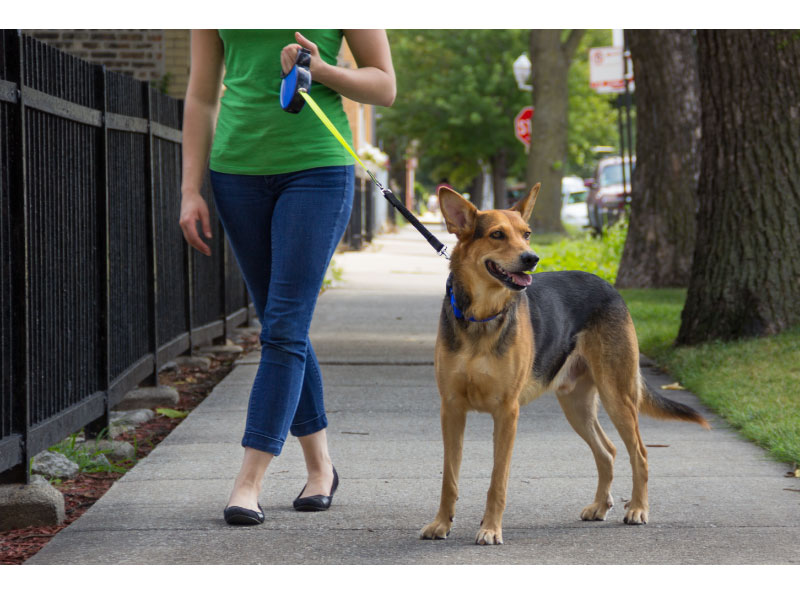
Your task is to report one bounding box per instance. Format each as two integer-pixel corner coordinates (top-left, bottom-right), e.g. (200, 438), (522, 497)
(520, 252), (539, 270)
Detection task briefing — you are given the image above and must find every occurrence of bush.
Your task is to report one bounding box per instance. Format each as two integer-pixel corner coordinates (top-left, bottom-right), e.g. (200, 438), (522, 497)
(533, 218), (627, 283)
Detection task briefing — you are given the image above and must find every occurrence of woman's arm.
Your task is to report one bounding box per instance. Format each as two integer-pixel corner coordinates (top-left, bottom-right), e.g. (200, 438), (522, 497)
(179, 29), (225, 256)
(280, 30), (396, 107)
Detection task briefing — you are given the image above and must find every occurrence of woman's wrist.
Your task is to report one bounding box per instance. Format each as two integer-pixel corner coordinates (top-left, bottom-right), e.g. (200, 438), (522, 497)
(310, 58), (334, 86)
(181, 184), (203, 196)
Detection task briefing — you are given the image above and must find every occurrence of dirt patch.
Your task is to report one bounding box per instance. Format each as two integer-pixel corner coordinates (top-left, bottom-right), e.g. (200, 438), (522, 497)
(0, 332), (260, 565)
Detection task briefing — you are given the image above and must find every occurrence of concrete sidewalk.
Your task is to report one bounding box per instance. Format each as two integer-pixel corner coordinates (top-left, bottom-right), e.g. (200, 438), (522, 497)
(28, 225), (799, 564)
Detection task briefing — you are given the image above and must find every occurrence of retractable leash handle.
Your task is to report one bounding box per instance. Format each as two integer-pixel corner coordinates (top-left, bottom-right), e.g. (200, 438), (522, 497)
(280, 48), (312, 113)
(279, 49), (449, 260)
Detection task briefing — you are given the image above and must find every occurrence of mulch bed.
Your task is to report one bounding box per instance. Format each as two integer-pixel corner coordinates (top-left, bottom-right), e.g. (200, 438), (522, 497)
(0, 331), (260, 565)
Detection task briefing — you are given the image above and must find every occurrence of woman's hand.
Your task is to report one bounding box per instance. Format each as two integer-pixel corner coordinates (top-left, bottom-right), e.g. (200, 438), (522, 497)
(179, 190), (213, 256)
(279, 30), (395, 107)
(280, 32), (327, 77)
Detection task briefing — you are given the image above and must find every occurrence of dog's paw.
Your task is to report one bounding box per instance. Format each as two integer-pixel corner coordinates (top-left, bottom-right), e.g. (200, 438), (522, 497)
(475, 526), (504, 545)
(420, 518), (452, 540)
(622, 502), (648, 525)
(580, 499), (613, 521)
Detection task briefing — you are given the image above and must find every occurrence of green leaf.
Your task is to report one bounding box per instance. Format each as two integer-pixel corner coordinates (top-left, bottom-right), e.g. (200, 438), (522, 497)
(156, 408), (189, 419)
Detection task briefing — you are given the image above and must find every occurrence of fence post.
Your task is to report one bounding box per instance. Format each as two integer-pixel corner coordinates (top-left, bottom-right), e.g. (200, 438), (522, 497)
(350, 179), (363, 250)
(214, 177), (227, 346)
(1, 30), (30, 484)
(365, 181), (374, 243)
(143, 82), (159, 386)
(177, 99), (196, 356)
(85, 64), (110, 439)
(217, 215), (228, 345)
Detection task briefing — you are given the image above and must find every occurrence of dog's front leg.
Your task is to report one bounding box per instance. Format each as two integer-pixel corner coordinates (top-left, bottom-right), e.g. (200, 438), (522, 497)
(476, 403), (519, 545)
(420, 402), (467, 540)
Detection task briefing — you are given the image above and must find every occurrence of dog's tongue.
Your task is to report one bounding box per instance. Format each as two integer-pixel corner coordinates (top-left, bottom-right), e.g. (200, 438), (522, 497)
(511, 272), (532, 287)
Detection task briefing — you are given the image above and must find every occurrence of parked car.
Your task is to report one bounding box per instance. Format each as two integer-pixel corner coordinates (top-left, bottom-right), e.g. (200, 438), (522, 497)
(561, 176), (590, 229)
(586, 155), (635, 233)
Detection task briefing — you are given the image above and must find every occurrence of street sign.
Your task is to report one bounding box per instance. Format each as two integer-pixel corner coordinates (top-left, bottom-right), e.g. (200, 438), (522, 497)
(589, 46), (633, 94)
(514, 106), (533, 148)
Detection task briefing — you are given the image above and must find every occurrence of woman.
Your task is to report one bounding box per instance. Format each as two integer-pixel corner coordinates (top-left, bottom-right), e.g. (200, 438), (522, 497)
(179, 29), (395, 524)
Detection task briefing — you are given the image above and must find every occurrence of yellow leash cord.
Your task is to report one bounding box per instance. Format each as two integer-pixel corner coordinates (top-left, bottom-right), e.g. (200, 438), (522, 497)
(298, 91), (365, 170)
(297, 89), (449, 259)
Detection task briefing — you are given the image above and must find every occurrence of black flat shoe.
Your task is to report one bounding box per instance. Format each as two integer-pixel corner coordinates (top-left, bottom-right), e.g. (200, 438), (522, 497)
(224, 503), (265, 525)
(293, 466), (339, 512)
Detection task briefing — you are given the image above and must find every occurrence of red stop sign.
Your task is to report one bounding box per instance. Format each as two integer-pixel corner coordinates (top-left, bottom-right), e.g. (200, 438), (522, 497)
(514, 106), (534, 147)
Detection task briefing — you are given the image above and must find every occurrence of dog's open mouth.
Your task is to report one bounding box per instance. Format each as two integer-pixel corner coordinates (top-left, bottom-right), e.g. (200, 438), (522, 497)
(486, 260), (532, 290)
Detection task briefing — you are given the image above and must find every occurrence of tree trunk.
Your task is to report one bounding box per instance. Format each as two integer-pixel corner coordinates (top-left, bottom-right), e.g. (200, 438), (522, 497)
(615, 30), (701, 288)
(677, 30), (800, 345)
(491, 148), (508, 209)
(467, 171), (484, 208)
(527, 29), (584, 233)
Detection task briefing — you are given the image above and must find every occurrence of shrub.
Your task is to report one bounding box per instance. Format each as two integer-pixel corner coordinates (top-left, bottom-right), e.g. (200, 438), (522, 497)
(533, 218), (627, 284)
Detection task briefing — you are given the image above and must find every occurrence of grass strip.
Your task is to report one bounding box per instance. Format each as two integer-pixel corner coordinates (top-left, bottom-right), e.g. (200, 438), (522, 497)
(620, 288), (800, 465)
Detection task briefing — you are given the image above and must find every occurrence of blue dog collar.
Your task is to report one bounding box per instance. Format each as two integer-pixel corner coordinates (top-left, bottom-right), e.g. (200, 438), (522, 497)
(447, 281), (500, 323)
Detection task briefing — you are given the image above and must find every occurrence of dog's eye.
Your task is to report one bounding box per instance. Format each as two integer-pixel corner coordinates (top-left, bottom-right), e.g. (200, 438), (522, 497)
(523, 231), (531, 240)
(490, 230), (505, 240)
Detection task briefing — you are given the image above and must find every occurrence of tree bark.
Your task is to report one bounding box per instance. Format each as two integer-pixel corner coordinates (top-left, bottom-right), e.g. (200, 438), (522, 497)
(677, 30), (800, 344)
(467, 170), (484, 208)
(491, 148), (508, 209)
(615, 30), (701, 288)
(527, 29), (584, 233)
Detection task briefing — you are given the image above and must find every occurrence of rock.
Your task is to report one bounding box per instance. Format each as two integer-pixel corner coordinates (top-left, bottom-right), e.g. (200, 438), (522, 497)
(109, 423), (135, 439)
(115, 386), (179, 411)
(110, 408), (156, 426)
(196, 343), (243, 356)
(172, 355), (211, 371)
(233, 325), (261, 337)
(31, 451), (80, 480)
(89, 454), (111, 468)
(76, 439), (136, 461)
(0, 475), (66, 531)
(160, 361), (179, 372)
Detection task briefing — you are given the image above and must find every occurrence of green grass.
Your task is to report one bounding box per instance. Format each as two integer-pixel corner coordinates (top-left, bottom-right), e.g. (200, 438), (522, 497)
(46, 430), (127, 476)
(620, 288), (800, 465)
(618, 288), (687, 356)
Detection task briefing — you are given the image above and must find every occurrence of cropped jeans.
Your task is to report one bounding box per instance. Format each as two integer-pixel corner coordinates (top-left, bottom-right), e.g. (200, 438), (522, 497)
(210, 165), (354, 456)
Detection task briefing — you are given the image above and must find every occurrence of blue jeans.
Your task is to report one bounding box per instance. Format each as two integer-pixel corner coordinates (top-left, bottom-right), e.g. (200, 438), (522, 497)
(210, 165), (354, 456)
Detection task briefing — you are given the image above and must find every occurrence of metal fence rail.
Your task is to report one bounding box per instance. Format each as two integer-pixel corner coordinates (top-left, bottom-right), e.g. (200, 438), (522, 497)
(0, 30), (254, 484)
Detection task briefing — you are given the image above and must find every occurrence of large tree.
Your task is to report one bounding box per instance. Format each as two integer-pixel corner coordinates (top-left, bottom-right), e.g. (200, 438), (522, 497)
(377, 30), (529, 206)
(615, 30), (701, 288)
(526, 29), (584, 233)
(379, 30), (618, 211)
(677, 30), (800, 344)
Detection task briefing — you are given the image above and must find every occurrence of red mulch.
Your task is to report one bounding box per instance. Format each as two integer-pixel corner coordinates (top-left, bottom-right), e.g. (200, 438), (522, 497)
(0, 332), (260, 565)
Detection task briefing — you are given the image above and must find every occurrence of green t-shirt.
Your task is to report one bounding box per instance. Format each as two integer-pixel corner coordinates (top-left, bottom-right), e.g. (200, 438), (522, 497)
(210, 29), (355, 175)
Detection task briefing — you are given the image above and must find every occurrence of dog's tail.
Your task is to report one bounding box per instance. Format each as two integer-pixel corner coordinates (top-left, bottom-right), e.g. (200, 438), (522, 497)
(639, 377), (711, 429)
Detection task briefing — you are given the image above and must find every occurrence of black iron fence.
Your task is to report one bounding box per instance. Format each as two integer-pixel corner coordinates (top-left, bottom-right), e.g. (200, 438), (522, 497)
(0, 30), (253, 483)
(342, 174), (375, 251)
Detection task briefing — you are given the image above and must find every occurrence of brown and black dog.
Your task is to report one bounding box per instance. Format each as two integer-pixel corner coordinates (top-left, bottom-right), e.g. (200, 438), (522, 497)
(420, 184), (709, 545)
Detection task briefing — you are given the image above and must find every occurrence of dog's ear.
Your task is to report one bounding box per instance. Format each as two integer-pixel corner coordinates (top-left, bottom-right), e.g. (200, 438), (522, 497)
(511, 183), (540, 222)
(439, 187), (477, 237)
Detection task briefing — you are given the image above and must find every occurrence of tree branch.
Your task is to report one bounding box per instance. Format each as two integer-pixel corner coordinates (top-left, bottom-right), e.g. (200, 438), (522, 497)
(562, 29), (586, 61)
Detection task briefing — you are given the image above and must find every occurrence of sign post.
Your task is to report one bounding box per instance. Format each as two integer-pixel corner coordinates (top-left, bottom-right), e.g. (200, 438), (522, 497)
(589, 37), (636, 204)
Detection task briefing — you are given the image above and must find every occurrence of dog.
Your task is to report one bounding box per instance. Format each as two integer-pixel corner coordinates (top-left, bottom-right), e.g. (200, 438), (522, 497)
(420, 184), (710, 545)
